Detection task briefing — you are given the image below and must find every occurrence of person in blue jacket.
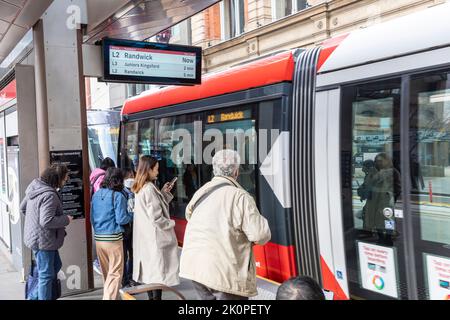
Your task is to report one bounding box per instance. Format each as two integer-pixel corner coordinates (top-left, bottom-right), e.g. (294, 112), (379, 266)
(91, 168), (132, 300)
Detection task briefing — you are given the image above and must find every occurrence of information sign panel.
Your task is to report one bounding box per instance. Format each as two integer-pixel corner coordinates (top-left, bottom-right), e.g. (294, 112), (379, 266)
(102, 38), (202, 85)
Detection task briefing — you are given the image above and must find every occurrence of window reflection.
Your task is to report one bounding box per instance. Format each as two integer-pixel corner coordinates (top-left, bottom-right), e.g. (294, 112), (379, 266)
(122, 121), (139, 172)
(122, 106), (258, 219)
(157, 114), (200, 219)
(351, 83), (401, 245)
(411, 72), (450, 245)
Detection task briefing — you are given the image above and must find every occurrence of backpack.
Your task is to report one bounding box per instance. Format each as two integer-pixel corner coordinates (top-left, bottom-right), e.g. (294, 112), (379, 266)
(113, 190), (133, 239)
(90, 172), (105, 199)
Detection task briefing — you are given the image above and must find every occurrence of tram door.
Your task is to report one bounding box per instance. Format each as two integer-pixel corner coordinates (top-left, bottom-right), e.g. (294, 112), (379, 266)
(341, 72), (450, 300)
(341, 79), (405, 300)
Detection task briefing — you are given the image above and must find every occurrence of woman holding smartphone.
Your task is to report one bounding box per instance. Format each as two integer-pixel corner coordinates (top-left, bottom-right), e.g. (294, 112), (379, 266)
(131, 156), (180, 300)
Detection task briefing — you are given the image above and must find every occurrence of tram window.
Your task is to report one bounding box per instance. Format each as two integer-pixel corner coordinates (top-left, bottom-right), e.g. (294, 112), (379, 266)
(351, 84), (402, 234)
(88, 125), (119, 170)
(126, 105), (259, 220)
(410, 71), (450, 245)
(138, 119), (155, 158)
(156, 114), (201, 219)
(203, 106), (257, 197)
(122, 121), (138, 172)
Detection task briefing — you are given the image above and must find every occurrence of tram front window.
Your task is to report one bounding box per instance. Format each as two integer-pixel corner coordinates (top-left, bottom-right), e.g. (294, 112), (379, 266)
(138, 119), (155, 159)
(122, 121), (138, 172)
(203, 106), (257, 197)
(87, 111), (120, 171)
(123, 106), (258, 219)
(156, 114), (200, 219)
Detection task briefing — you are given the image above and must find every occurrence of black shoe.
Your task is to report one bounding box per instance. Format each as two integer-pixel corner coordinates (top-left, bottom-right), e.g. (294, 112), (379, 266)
(128, 280), (139, 287)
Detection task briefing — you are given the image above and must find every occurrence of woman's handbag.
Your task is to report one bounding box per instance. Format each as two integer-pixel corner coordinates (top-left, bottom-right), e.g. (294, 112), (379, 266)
(25, 259), (61, 300)
(25, 260), (38, 300)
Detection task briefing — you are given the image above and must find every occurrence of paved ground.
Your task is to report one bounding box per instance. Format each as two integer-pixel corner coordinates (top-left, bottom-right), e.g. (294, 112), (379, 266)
(0, 249), (24, 300)
(0, 248), (278, 300)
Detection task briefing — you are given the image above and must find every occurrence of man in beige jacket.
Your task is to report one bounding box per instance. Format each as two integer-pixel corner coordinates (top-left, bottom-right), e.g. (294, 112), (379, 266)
(180, 149), (271, 300)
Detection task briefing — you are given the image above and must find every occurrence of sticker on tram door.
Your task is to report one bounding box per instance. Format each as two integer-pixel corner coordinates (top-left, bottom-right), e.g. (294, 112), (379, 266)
(425, 254), (450, 300)
(384, 220), (395, 230)
(358, 242), (399, 298)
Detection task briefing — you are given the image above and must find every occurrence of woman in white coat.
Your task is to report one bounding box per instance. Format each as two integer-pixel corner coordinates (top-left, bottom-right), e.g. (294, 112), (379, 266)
(131, 155), (180, 300)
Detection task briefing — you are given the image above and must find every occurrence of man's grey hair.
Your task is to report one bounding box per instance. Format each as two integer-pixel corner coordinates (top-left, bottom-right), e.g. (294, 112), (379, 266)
(212, 149), (241, 177)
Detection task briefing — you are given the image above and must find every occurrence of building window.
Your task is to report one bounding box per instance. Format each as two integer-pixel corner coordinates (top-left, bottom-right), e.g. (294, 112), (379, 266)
(170, 19), (193, 45)
(220, 0), (246, 41)
(271, 0), (309, 20)
(126, 84), (152, 98)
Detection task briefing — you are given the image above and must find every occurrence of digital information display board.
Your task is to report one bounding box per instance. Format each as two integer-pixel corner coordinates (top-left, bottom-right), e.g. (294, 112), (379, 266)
(102, 38), (202, 85)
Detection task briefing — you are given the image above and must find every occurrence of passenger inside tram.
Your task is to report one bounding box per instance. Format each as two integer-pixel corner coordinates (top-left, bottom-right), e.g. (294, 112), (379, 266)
(357, 153), (401, 244)
(183, 164), (198, 201)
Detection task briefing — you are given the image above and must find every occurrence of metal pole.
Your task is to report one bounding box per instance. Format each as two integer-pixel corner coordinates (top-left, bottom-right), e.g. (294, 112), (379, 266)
(33, 20), (50, 173)
(400, 75), (418, 300)
(77, 28), (94, 290)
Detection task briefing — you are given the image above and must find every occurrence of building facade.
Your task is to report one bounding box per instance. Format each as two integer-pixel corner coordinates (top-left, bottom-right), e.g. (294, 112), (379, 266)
(190, 0), (446, 73)
(112, 0), (446, 105)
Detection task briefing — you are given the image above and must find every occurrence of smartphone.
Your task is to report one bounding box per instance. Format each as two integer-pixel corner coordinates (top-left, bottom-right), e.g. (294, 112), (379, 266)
(169, 177), (178, 186)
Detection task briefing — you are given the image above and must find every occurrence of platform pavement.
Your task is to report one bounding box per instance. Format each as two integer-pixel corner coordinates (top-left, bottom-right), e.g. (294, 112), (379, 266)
(0, 248), (25, 300)
(0, 248), (279, 300)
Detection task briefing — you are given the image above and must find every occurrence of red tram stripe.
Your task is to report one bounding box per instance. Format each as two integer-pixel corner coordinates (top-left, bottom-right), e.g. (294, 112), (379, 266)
(317, 33), (349, 72)
(122, 51), (295, 115)
(320, 256), (349, 300)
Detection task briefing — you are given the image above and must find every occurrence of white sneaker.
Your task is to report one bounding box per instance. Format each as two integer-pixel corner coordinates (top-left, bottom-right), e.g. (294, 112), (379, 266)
(93, 259), (102, 275)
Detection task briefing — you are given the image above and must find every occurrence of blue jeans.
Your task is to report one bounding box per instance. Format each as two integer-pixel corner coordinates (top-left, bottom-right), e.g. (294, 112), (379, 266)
(33, 250), (62, 300)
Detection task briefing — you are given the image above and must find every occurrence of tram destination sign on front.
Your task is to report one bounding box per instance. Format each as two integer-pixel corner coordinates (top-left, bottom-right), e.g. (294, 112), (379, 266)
(102, 38), (202, 85)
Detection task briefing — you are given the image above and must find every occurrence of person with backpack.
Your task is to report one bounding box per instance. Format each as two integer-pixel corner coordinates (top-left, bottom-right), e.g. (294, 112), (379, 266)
(122, 168), (135, 287)
(21, 164), (73, 300)
(179, 150), (271, 300)
(91, 168), (133, 300)
(90, 157), (116, 275)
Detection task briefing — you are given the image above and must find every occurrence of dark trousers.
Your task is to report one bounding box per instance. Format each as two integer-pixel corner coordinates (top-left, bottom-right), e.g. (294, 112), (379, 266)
(147, 289), (162, 300)
(192, 281), (248, 300)
(34, 250), (62, 300)
(122, 229), (133, 287)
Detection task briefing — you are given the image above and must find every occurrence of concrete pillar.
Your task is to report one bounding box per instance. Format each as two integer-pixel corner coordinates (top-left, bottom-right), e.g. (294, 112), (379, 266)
(32, 0), (92, 295)
(15, 64), (39, 280)
(33, 20), (50, 174)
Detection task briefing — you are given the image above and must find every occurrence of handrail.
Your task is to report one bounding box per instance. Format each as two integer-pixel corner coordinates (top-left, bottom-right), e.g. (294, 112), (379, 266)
(119, 283), (186, 300)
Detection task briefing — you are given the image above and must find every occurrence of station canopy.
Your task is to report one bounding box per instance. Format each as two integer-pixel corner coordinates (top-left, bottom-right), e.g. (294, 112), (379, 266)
(0, 0), (220, 76)
(84, 0), (221, 44)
